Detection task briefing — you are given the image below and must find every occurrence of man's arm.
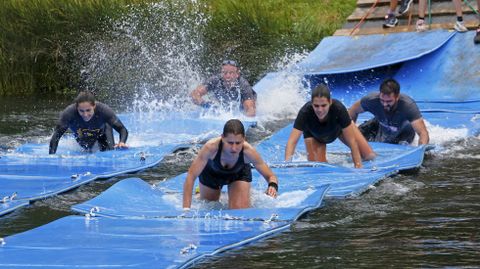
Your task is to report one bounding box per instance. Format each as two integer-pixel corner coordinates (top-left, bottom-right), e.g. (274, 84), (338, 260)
(411, 118), (429, 145)
(285, 128), (303, 161)
(242, 99), (256, 117)
(191, 85), (208, 105)
(348, 100), (364, 123)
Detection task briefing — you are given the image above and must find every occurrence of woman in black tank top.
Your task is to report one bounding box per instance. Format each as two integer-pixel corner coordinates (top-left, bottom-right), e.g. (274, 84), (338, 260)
(183, 119), (278, 210)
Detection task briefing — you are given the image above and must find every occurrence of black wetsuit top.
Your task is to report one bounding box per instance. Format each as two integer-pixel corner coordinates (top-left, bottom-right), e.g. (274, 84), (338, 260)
(358, 93), (422, 144)
(199, 141), (252, 190)
(49, 102), (128, 154)
(293, 99), (352, 144)
(204, 74), (257, 110)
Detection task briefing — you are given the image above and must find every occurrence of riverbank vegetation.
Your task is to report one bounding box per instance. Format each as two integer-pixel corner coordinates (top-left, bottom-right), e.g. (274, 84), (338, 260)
(0, 0), (355, 96)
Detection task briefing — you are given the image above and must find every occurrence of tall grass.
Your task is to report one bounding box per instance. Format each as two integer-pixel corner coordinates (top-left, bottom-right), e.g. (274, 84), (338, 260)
(0, 0), (356, 96)
(0, 0), (153, 95)
(204, 0), (356, 79)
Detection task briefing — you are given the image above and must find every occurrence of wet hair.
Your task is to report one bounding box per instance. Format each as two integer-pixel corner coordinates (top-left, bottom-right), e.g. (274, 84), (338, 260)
(74, 91), (96, 107)
(223, 119), (245, 137)
(311, 84), (331, 101)
(380, 78), (400, 96)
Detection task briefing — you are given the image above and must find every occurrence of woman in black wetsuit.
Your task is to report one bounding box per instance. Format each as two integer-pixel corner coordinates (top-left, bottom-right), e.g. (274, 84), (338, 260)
(183, 119), (278, 209)
(285, 84), (376, 168)
(49, 91), (128, 154)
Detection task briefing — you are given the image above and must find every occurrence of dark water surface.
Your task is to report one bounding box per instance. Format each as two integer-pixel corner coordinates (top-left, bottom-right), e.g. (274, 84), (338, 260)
(1, 95), (479, 268)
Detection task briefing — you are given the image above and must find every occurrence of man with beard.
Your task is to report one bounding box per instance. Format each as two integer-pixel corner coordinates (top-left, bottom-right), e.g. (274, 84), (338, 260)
(348, 78), (429, 146)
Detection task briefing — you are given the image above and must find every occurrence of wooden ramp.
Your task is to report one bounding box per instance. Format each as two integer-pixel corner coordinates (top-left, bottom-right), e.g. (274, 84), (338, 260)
(335, 0), (479, 35)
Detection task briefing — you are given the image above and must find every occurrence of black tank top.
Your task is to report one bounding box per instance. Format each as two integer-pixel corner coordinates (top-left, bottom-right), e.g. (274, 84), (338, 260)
(207, 140), (246, 176)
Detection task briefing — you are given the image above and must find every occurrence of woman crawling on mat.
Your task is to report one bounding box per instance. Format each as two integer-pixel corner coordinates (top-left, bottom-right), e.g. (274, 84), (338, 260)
(183, 119), (278, 210)
(285, 84), (376, 168)
(49, 91), (129, 154)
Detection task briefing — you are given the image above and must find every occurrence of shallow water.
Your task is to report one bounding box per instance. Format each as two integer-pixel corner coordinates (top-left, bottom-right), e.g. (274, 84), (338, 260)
(1, 95), (479, 268)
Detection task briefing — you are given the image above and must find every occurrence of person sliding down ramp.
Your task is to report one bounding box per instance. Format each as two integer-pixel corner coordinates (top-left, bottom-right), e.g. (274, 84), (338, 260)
(285, 84), (376, 168)
(183, 119), (278, 210)
(49, 91), (129, 154)
(349, 78), (429, 146)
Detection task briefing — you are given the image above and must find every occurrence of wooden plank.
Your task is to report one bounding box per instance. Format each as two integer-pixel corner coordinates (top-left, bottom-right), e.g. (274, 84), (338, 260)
(356, 0), (391, 8)
(348, 1), (478, 21)
(334, 20), (479, 36)
(357, 0), (455, 6)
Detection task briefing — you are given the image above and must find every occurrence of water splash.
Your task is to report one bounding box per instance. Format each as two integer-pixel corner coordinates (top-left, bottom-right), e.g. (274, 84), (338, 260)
(73, 1), (208, 109)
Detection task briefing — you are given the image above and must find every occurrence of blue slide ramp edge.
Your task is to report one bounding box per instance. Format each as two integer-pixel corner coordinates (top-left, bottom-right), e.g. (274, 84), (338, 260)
(72, 177), (329, 222)
(0, 216), (290, 268)
(298, 30), (455, 75)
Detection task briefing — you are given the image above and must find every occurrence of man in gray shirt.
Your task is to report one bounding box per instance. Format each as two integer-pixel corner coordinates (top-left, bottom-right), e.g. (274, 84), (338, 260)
(190, 60), (256, 117)
(348, 78), (429, 145)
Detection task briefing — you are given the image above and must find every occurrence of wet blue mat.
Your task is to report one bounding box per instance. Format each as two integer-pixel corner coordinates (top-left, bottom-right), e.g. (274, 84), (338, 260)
(72, 177), (329, 221)
(0, 216), (290, 268)
(0, 178), (328, 268)
(0, 118), (255, 216)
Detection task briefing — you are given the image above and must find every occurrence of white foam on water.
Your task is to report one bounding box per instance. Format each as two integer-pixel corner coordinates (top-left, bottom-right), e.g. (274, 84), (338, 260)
(424, 120), (469, 146)
(158, 184), (315, 211)
(251, 188), (316, 208)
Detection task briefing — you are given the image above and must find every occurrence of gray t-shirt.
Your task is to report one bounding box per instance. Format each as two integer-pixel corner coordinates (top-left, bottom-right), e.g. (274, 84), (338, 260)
(204, 74), (256, 110)
(360, 93), (422, 143)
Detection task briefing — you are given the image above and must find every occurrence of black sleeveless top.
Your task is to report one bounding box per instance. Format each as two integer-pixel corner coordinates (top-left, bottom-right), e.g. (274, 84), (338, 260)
(199, 140), (252, 189)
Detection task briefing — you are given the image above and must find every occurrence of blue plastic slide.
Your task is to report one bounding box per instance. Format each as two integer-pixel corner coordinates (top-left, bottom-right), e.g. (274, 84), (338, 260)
(0, 178), (329, 268)
(299, 30), (455, 75)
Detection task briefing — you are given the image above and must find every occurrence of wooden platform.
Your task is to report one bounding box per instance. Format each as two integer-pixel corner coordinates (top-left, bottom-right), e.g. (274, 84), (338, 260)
(335, 0), (479, 35)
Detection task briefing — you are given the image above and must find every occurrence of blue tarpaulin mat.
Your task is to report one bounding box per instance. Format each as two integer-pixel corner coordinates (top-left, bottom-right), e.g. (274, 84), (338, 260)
(0, 178), (329, 268)
(298, 30), (455, 75)
(0, 216), (290, 268)
(0, 117), (255, 216)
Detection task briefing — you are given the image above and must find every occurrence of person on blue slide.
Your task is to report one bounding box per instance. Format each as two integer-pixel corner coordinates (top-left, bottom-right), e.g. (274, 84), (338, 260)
(183, 119), (278, 210)
(49, 91), (129, 154)
(190, 60), (257, 117)
(348, 78), (429, 146)
(285, 84), (376, 169)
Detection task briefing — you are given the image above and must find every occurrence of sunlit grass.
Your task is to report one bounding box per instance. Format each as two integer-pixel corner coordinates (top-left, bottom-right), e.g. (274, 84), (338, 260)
(0, 0), (153, 95)
(204, 0), (356, 79)
(0, 0), (356, 95)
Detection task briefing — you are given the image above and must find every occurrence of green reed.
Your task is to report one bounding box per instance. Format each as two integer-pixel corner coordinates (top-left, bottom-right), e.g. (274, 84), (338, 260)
(0, 0), (355, 96)
(0, 0), (152, 95)
(204, 0), (356, 77)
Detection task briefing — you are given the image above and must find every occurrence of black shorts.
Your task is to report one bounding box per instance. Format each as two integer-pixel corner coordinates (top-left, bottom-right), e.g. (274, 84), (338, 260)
(359, 118), (415, 144)
(199, 164), (252, 190)
(303, 127), (342, 144)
